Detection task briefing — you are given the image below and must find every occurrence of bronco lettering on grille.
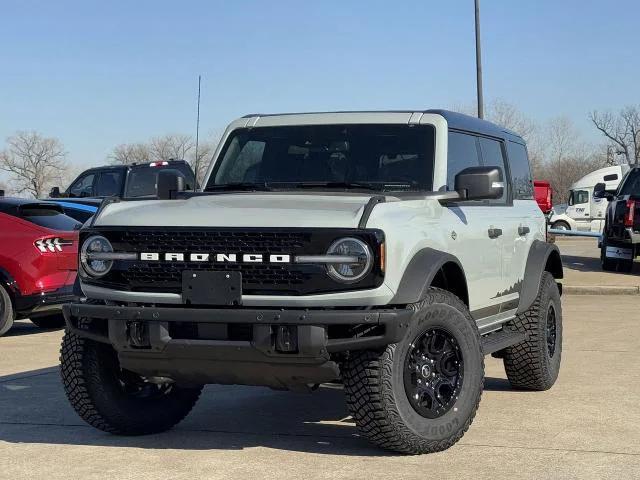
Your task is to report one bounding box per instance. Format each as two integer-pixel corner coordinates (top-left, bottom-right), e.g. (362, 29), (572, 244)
(140, 252), (291, 263)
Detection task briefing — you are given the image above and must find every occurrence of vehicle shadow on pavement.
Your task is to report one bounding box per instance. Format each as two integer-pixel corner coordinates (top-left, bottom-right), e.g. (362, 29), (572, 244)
(2, 320), (64, 338)
(0, 367), (516, 456)
(561, 254), (639, 274)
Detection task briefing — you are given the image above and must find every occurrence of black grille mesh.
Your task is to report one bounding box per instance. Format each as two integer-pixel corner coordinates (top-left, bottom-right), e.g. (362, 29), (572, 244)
(117, 230), (310, 253)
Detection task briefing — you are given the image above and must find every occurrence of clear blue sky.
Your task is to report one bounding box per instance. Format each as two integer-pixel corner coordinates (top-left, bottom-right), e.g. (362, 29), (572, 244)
(1, 0), (637, 171)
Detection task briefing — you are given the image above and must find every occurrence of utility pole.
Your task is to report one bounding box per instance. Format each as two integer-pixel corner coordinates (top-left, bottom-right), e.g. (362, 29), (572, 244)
(194, 75), (202, 184)
(474, 0), (484, 119)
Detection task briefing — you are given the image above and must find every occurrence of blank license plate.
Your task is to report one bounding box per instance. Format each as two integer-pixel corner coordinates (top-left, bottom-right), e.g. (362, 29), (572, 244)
(182, 271), (242, 306)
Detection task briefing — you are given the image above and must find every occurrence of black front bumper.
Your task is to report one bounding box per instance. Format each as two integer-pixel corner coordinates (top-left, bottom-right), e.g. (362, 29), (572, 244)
(63, 303), (412, 389)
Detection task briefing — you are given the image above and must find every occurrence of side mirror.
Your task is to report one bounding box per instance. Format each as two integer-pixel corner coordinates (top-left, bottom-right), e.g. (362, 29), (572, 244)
(50, 186), (61, 198)
(593, 182), (606, 198)
(157, 169), (185, 200)
(593, 182), (613, 201)
(455, 166), (504, 201)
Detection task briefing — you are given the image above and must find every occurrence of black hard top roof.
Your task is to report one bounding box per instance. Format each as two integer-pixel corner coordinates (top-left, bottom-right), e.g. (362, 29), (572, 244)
(241, 109), (524, 143)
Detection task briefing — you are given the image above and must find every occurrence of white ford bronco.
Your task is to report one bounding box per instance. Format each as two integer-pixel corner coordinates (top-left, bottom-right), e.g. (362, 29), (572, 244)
(61, 110), (563, 454)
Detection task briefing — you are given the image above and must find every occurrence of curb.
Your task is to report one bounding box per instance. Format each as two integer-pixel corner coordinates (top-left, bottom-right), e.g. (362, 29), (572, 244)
(563, 285), (640, 295)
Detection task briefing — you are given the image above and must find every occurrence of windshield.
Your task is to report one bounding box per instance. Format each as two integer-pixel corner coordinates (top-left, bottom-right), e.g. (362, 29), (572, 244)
(207, 124), (435, 191)
(619, 169), (640, 196)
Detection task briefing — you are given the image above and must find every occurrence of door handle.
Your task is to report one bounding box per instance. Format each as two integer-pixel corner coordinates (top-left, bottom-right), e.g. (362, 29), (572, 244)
(488, 228), (503, 239)
(518, 226), (530, 236)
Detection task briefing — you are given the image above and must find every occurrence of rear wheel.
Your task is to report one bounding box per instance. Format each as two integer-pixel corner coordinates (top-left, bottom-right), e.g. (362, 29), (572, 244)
(503, 272), (562, 390)
(0, 285), (15, 337)
(31, 313), (66, 329)
(60, 331), (203, 435)
(342, 289), (484, 454)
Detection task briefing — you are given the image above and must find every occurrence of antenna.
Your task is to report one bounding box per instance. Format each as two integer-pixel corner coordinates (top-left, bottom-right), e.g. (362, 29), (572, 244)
(194, 75), (202, 183)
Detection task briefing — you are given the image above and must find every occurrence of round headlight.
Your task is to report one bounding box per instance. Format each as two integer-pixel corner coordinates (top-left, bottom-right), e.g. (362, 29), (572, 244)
(81, 235), (114, 278)
(326, 237), (372, 283)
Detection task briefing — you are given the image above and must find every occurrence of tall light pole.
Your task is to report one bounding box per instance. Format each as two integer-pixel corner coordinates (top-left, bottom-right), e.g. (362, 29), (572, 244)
(194, 75), (202, 183)
(474, 0), (484, 119)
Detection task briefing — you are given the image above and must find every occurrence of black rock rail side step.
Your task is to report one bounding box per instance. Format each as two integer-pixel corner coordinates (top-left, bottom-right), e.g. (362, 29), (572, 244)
(481, 329), (526, 355)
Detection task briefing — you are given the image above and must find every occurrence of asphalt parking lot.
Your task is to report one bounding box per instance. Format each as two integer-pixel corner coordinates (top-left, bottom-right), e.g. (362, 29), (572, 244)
(1, 292), (639, 480)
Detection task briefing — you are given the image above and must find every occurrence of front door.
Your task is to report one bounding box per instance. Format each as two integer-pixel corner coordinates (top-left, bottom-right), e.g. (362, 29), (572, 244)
(567, 189), (591, 230)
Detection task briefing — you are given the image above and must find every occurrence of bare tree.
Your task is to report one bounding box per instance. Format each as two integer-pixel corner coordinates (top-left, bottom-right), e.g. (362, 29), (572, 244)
(0, 131), (68, 198)
(149, 134), (194, 162)
(111, 143), (151, 165)
(535, 117), (608, 203)
(590, 106), (640, 165)
(487, 99), (537, 142)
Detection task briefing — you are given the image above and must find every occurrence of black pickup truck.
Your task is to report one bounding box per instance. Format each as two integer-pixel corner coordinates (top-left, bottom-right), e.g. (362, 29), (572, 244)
(596, 166), (640, 273)
(46, 160), (197, 222)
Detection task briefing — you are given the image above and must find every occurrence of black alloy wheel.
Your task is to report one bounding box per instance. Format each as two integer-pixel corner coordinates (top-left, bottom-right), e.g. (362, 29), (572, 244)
(546, 305), (557, 357)
(403, 328), (464, 419)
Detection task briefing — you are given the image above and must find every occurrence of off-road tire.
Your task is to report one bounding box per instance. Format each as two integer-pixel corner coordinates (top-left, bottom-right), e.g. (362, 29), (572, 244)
(503, 272), (562, 391)
(0, 284), (14, 337)
(60, 331), (203, 435)
(31, 313), (66, 329)
(342, 288), (484, 454)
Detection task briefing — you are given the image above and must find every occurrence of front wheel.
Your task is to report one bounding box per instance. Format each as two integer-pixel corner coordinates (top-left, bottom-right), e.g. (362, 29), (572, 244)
(551, 221), (570, 231)
(342, 288), (484, 454)
(60, 332), (203, 435)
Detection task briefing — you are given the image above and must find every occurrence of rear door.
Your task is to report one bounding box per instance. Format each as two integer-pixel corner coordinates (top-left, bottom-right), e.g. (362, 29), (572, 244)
(503, 140), (539, 308)
(477, 136), (520, 312)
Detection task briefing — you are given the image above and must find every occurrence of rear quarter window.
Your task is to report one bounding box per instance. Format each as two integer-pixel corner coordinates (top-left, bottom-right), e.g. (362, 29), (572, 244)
(20, 207), (81, 231)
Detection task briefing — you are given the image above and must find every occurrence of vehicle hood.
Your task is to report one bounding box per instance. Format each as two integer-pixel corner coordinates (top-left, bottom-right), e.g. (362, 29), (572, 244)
(93, 193), (386, 228)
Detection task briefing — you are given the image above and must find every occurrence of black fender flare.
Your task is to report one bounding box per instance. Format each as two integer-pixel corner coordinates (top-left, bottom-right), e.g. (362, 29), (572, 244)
(389, 248), (468, 305)
(517, 240), (563, 314)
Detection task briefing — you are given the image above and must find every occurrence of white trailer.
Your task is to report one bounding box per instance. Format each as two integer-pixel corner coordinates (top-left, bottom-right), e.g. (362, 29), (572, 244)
(550, 165), (630, 232)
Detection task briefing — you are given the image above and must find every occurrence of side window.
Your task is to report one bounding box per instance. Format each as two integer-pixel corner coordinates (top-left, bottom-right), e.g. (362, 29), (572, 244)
(447, 132), (481, 191)
(95, 171), (123, 197)
(478, 137), (507, 201)
(506, 141), (534, 200)
(569, 190), (589, 206)
(69, 174), (95, 198)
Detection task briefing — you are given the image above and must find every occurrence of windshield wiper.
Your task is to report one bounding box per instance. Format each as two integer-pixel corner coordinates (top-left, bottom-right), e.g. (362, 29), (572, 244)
(204, 182), (272, 192)
(269, 181), (382, 191)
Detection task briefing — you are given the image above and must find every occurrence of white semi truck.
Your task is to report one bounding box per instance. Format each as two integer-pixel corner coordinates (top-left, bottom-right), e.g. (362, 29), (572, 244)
(550, 165), (630, 232)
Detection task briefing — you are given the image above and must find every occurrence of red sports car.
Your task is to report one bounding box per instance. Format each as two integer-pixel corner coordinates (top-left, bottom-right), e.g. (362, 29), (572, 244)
(0, 198), (80, 336)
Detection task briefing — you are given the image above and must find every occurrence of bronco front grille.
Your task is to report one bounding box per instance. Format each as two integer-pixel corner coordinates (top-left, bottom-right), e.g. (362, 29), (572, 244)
(117, 230), (311, 254)
(84, 227), (385, 296)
